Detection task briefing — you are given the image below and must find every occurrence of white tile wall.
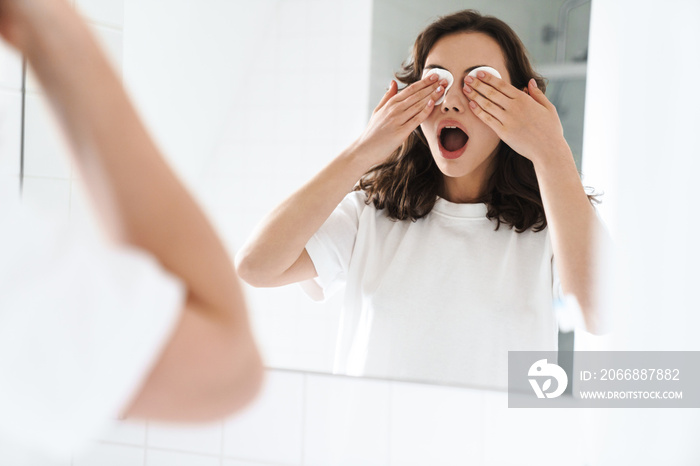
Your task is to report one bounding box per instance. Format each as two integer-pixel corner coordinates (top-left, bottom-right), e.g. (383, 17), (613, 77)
(1, 175), (20, 200)
(71, 369), (592, 466)
(0, 40), (23, 91)
(389, 381), (483, 465)
(481, 390), (587, 466)
(21, 177), (72, 218)
(23, 93), (73, 179)
(223, 460), (282, 466)
(304, 375), (391, 466)
(146, 450), (220, 466)
(223, 371), (304, 464)
(0, 89), (22, 178)
(0, 437), (71, 466)
(93, 419), (147, 446)
(147, 420), (223, 456)
(74, 442), (144, 466)
(76, 0), (124, 27)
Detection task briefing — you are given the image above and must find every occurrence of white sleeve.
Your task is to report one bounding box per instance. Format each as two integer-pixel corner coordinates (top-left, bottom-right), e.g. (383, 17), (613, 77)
(0, 204), (185, 461)
(300, 191), (366, 301)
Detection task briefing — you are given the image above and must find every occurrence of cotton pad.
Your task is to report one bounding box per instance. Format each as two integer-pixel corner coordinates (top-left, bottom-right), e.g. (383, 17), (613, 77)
(421, 68), (453, 105)
(467, 66), (502, 80)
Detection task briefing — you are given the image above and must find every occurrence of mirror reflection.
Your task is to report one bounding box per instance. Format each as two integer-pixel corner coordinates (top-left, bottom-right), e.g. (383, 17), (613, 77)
(125, 0), (597, 391)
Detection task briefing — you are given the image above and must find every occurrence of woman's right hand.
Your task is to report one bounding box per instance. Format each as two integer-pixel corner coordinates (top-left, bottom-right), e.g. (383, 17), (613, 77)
(353, 73), (447, 166)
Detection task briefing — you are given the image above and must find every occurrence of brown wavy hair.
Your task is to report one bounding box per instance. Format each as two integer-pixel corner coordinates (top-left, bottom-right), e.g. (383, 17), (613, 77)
(356, 9), (595, 232)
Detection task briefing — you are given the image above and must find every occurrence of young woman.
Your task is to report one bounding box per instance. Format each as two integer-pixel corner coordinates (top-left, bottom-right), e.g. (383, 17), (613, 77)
(237, 10), (604, 387)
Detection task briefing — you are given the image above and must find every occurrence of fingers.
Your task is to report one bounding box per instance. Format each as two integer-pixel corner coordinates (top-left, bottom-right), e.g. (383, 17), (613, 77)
(374, 74), (443, 115)
(466, 70), (518, 99)
(368, 73), (445, 142)
(404, 97), (437, 129)
(392, 78), (445, 119)
(463, 74), (511, 110)
(373, 80), (398, 114)
(394, 84), (444, 127)
(468, 99), (503, 128)
(378, 76), (444, 127)
(464, 83), (506, 123)
(527, 78), (555, 109)
(393, 72), (444, 105)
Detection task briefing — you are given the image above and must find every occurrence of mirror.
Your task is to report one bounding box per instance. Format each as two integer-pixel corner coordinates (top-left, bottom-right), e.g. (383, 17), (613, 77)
(123, 0), (592, 391)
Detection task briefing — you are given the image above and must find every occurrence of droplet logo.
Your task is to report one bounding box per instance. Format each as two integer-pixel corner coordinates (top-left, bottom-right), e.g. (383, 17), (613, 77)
(528, 359), (568, 399)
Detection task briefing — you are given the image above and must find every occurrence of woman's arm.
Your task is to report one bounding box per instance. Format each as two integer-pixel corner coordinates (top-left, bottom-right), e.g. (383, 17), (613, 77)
(529, 141), (607, 334)
(236, 77), (447, 287)
(464, 72), (609, 334)
(1, 0), (262, 421)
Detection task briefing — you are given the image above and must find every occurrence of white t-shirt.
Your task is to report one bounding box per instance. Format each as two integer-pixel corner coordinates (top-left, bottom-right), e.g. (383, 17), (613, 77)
(303, 190), (562, 389)
(0, 193), (185, 462)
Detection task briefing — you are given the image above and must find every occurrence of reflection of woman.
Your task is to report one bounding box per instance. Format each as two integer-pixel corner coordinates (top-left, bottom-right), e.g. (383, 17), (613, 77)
(237, 10), (604, 387)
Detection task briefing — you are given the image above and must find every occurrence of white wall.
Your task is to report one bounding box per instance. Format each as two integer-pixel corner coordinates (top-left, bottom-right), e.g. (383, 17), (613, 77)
(77, 369), (590, 466)
(0, 38), (22, 197)
(583, 0), (700, 463)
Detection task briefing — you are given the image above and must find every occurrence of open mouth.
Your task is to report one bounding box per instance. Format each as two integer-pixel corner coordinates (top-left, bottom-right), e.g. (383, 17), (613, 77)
(438, 126), (469, 158)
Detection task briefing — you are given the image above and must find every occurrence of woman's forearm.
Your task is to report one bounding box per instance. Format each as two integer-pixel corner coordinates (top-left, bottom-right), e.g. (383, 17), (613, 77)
(22, 2), (244, 324)
(236, 141), (375, 287)
(533, 144), (608, 334)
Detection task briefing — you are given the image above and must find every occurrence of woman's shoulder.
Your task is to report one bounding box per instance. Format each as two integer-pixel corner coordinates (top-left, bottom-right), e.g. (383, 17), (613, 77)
(346, 189), (370, 205)
(336, 190), (369, 215)
(327, 190), (377, 227)
(341, 190), (405, 228)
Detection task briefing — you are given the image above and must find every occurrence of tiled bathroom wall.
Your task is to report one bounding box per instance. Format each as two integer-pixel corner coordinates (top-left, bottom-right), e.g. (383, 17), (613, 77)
(79, 369), (592, 466)
(5, 0), (594, 464)
(0, 38), (22, 197)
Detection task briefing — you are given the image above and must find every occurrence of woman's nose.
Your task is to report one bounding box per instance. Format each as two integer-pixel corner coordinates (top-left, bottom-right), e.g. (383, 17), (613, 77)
(441, 82), (466, 113)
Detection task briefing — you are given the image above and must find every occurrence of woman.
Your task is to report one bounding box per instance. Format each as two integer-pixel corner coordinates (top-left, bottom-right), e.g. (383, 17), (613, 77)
(237, 10), (604, 387)
(0, 0), (262, 458)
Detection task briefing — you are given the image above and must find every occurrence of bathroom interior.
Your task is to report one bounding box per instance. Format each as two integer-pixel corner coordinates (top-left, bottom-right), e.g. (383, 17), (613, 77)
(0, 0), (698, 464)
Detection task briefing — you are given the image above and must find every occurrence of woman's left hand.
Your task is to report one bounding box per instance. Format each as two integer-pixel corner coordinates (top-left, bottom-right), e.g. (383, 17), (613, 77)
(463, 71), (567, 164)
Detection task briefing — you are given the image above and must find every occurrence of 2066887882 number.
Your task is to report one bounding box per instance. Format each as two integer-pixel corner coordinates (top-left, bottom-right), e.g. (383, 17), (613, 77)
(600, 369), (680, 381)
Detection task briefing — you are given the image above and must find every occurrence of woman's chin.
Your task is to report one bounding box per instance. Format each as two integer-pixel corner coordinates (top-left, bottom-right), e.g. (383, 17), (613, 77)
(434, 161), (473, 179)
